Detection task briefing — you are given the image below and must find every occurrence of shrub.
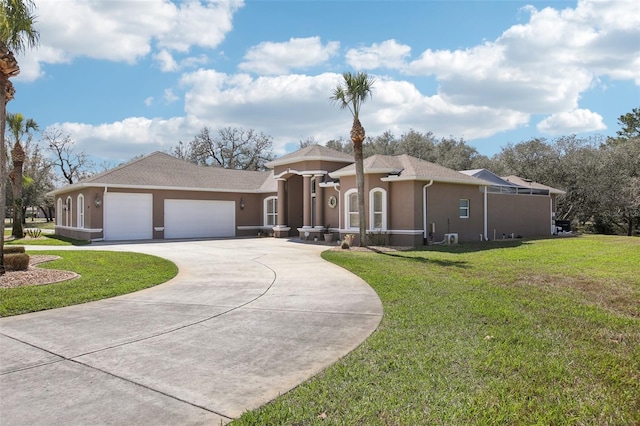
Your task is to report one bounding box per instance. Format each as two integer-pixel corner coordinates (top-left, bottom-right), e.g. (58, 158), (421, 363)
(3, 246), (26, 254)
(367, 230), (389, 246)
(26, 228), (42, 238)
(5, 253), (30, 271)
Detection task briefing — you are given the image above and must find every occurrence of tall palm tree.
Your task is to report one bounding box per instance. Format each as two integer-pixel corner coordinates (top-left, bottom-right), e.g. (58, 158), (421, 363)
(7, 112), (38, 238)
(330, 71), (375, 247)
(0, 0), (39, 273)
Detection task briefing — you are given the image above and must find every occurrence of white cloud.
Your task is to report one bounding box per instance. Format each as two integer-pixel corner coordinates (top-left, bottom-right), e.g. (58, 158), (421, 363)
(179, 70), (529, 154)
(156, 0), (243, 52)
(18, 0), (243, 82)
(154, 50), (179, 72)
(164, 88), (179, 104)
(238, 37), (340, 75)
(398, 0), (640, 115)
(51, 116), (204, 163)
(346, 39), (412, 70)
(144, 97), (154, 106)
(537, 109), (606, 134)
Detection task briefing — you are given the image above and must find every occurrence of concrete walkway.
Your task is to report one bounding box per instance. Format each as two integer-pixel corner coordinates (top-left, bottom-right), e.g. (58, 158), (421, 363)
(0, 238), (383, 425)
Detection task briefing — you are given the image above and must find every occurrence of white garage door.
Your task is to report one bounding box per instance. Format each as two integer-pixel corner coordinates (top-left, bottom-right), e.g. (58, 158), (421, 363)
(164, 199), (235, 239)
(104, 193), (153, 240)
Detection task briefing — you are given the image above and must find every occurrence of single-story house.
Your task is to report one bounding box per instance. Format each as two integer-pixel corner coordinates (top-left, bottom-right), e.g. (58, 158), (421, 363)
(49, 145), (565, 246)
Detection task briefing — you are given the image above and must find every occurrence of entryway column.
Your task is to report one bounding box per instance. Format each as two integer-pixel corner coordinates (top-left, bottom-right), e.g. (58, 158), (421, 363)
(314, 174), (324, 229)
(274, 178), (290, 238)
(302, 174), (312, 228)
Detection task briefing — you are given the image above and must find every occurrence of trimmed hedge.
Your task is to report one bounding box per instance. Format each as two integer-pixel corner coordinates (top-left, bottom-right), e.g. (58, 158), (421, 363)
(3, 246), (26, 254)
(4, 253), (30, 271)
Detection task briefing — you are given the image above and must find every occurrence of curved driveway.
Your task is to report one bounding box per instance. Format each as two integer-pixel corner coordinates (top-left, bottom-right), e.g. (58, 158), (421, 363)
(0, 238), (383, 425)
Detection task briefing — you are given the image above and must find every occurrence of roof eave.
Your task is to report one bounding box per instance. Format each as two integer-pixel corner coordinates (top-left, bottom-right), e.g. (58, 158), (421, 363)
(381, 175), (490, 186)
(329, 167), (400, 178)
(265, 156), (354, 168)
(48, 183), (276, 196)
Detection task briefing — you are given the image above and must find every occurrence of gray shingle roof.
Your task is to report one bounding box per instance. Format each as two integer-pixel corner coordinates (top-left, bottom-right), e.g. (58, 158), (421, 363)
(460, 169), (517, 187)
(330, 154), (490, 185)
(502, 175), (566, 195)
(49, 152), (275, 195)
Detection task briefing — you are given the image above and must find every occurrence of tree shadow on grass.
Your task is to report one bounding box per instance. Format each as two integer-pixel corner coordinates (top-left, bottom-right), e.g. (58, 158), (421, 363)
(414, 239), (530, 254)
(370, 248), (471, 268)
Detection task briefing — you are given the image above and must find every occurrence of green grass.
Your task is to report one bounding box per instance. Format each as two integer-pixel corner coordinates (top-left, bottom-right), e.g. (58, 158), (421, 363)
(4, 234), (89, 246)
(236, 235), (640, 425)
(0, 251), (178, 316)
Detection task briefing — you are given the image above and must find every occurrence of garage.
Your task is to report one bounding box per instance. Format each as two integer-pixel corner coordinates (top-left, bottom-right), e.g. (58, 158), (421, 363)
(104, 193), (153, 240)
(164, 199), (236, 239)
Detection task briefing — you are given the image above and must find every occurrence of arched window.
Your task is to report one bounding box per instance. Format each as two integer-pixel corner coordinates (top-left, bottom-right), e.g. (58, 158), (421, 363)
(264, 196), (278, 226)
(65, 196), (72, 227)
(345, 189), (359, 229)
(369, 188), (387, 230)
(77, 194), (85, 228)
(57, 198), (63, 226)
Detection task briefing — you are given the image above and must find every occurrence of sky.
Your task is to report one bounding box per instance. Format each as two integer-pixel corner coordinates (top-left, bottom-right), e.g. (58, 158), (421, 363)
(9, 0), (640, 167)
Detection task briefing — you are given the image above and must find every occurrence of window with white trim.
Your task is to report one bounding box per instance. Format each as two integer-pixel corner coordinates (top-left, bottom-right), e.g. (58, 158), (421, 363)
(459, 199), (470, 218)
(65, 196), (72, 226)
(264, 196), (278, 226)
(56, 198), (63, 226)
(345, 189), (359, 229)
(77, 194), (85, 228)
(369, 188), (387, 230)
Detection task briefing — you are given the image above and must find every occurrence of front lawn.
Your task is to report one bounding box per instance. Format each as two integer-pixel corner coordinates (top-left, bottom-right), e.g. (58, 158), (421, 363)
(236, 235), (640, 424)
(4, 234), (89, 246)
(0, 251), (178, 316)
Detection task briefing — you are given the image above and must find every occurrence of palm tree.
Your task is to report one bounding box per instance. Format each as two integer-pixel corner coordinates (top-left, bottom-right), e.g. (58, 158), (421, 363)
(0, 0), (39, 273)
(7, 112), (38, 238)
(330, 71), (375, 247)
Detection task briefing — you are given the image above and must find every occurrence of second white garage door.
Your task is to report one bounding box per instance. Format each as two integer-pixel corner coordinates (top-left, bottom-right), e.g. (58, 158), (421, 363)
(164, 199), (235, 239)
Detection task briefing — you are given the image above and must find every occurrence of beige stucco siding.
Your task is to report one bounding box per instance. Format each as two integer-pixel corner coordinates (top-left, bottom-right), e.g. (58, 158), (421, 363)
(54, 187), (276, 241)
(53, 188), (104, 238)
(322, 186), (341, 229)
(487, 193), (553, 239)
(273, 160), (348, 176)
(387, 180), (417, 231)
(426, 183), (484, 242)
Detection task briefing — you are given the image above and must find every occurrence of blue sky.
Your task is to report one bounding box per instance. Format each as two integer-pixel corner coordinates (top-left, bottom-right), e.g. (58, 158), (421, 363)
(10, 0), (640, 167)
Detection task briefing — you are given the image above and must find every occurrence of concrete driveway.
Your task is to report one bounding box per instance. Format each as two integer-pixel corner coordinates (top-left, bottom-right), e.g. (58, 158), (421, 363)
(0, 238), (383, 425)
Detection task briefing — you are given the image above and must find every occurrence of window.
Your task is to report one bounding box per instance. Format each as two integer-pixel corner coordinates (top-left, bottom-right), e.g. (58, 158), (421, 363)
(345, 189), (359, 229)
(264, 196), (277, 226)
(65, 196), (72, 226)
(77, 194), (85, 228)
(369, 188), (387, 230)
(459, 199), (470, 218)
(57, 198), (63, 226)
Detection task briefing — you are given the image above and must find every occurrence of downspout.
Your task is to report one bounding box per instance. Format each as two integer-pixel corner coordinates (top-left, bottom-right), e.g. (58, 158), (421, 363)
(335, 185), (341, 232)
(423, 180), (434, 239)
(483, 185), (488, 241)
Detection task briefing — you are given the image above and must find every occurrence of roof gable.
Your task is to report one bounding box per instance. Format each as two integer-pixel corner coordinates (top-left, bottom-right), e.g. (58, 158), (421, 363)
(460, 169), (516, 187)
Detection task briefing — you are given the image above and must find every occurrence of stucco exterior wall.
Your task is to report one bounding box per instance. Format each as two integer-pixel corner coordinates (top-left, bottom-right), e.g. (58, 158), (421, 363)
(53, 188), (103, 240)
(425, 183), (484, 242)
(272, 160), (350, 176)
(322, 186), (341, 231)
(487, 193), (553, 239)
(54, 187), (276, 241)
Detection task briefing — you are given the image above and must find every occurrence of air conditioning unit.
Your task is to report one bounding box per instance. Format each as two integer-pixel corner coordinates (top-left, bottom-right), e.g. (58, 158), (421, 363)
(444, 233), (458, 244)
